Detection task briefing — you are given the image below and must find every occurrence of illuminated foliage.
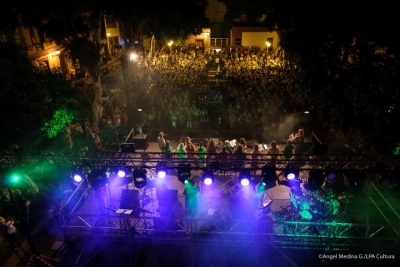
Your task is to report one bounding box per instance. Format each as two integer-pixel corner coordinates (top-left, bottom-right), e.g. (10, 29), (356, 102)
(393, 145), (400, 155)
(0, 42), (90, 150)
(42, 108), (75, 138)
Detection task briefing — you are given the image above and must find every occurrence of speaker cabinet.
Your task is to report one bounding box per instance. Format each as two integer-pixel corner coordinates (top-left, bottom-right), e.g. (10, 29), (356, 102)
(120, 189), (140, 210)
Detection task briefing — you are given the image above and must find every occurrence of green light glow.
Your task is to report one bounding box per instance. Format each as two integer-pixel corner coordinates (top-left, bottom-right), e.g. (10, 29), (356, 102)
(42, 108), (75, 138)
(393, 144), (400, 154)
(10, 172), (20, 182)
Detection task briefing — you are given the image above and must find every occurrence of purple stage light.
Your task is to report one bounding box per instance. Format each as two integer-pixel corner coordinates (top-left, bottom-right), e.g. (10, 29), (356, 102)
(73, 174), (83, 183)
(204, 177), (213, 185)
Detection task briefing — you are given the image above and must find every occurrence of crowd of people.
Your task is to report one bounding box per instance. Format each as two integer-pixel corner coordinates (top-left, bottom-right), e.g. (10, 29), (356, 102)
(0, 187), (34, 249)
(65, 45), (305, 151)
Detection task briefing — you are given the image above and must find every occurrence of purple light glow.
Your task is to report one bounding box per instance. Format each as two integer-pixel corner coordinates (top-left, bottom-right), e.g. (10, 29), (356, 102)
(287, 173), (296, 180)
(204, 177), (213, 185)
(240, 178), (250, 186)
(73, 174), (83, 183)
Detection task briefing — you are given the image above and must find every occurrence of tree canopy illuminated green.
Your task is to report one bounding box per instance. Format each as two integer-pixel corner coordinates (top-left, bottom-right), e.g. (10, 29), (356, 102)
(0, 43), (90, 150)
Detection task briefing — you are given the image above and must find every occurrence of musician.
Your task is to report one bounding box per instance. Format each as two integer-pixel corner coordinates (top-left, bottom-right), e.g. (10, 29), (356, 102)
(267, 141), (280, 157)
(282, 140), (294, 159)
(294, 129), (305, 154)
(183, 179), (200, 218)
(238, 138), (247, 150)
(135, 123), (144, 136)
(176, 143), (187, 159)
(251, 143), (261, 170)
(196, 142), (207, 167)
(158, 132), (166, 152)
(206, 139), (217, 158)
(185, 137), (196, 158)
(164, 140), (175, 158)
(232, 144), (246, 169)
(224, 140), (233, 155)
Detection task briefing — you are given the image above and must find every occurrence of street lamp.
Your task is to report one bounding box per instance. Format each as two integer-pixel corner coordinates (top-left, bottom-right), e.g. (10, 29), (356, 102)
(266, 41), (271, 53)
(168, 41), (173, 54)
(106, 33), (112, 58)
(130, 53), (138, 61)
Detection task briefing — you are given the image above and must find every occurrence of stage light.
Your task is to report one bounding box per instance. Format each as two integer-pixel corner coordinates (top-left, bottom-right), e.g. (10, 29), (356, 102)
(261, 164), (276, 186)
(305, 170), (324, 191)
(326, 171), (337, 181)
(10, 173), (20, 183)
(73, 174), (83, 183)
(177, 163), (190, 184)
(90, 168), (109, 189)
(157, 169), (166, 178)
(239, 170), (251, 186)
(71, 170), (85, 186)
(157, 162), (167, 178)
(287, 172), (296, 180)
(202, 170), (214, 185)
(117, 169), (127, 178)
(133, 168), (147, 189)
(285, 164), (298, 180)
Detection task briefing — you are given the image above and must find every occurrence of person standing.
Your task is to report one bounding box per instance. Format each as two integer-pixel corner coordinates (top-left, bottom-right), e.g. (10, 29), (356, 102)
(251, 143), (261, 171)
(176, 143), (187, 159)
(0, 217), (20, 249)
(232, 144), (247, 170)
(185, 137), (196, 158)
(196, 142), (207, 167)
(267, 141), (280, 159)
(183, 179), (200, 218)
(282, 140), (294, 159)
(218, 146), (230, 175)
(0, 189), (11, 219)
(164, 140), (175, 158)
(294, 129), (305, 155)
(14, 190), (30, 224)
(158, 132), (166, 152)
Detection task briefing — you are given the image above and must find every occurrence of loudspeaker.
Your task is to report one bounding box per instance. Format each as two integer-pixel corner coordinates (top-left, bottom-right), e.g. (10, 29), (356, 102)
(120, 189), (140, 209)
(133, 134), (148, 149)
(121, 143), (135, 153)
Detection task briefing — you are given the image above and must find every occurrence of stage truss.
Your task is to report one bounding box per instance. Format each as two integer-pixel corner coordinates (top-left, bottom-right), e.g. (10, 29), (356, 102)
(2, 151), (400, 172)
(2, 151), (400, 266)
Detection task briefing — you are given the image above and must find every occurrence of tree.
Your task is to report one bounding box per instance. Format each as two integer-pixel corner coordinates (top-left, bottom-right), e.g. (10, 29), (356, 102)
(18, 0), (208, 124)
(18, 0), (107, 124)
(0, 42), (90, 150)
(112, 0), (209, 52)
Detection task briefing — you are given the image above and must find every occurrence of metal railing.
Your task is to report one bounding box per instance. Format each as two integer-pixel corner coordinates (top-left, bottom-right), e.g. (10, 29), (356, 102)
(59, 213), (399, 251)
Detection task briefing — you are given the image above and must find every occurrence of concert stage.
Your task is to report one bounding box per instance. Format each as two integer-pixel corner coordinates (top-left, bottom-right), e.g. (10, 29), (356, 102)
(54, 143), (400, 266)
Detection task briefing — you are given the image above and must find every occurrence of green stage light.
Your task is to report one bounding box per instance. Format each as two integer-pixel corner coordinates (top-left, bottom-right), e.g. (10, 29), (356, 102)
(10, 173), (20, 182)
